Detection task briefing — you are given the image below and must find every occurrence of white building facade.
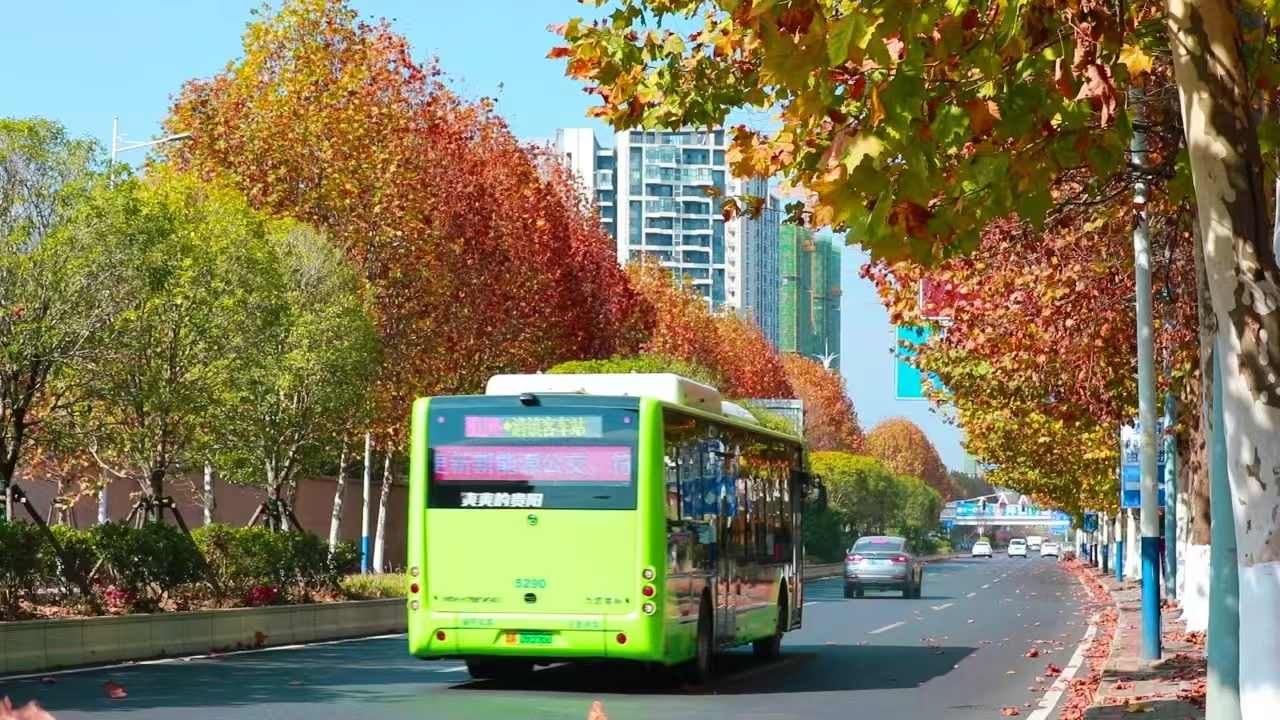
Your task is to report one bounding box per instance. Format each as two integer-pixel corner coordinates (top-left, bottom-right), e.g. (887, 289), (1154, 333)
(553, 127), (781, 346)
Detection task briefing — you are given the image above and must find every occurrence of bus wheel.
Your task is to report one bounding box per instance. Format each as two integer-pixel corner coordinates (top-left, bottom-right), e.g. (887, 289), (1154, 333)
(690, 595), (714, 684)
(753, 593), (786, 660)
(465, 658), (532, 681)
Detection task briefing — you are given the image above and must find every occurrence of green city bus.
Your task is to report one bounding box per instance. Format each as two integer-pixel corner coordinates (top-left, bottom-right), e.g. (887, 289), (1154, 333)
(405, 373), (816, 682)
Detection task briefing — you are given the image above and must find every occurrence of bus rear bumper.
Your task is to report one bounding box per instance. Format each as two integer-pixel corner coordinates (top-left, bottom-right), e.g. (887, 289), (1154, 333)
(409, 612), (661, 662)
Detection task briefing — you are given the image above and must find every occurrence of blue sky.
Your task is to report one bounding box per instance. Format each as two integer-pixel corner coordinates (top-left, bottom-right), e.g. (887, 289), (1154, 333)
(0, 0), (967, 468)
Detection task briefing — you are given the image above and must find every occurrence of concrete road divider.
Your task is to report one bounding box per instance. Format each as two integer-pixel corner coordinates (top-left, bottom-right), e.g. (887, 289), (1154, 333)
(0, 599), (404, 676)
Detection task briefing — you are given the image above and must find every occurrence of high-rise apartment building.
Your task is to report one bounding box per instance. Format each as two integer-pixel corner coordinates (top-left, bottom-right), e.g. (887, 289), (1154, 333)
(553, 127), (782, 346)
(553, 128), (617, 241)
(779, 225), (843, 368)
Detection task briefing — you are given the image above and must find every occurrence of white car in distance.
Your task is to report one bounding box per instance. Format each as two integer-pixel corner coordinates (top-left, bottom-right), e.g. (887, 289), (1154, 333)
(1040, 541), (1061, 559)
(1008, 538), (1028, 558)
(971, 540), (993, 558)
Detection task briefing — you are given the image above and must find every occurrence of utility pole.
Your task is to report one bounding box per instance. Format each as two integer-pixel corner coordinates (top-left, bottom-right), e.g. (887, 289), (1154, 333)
(1129, 85), (1161, 661)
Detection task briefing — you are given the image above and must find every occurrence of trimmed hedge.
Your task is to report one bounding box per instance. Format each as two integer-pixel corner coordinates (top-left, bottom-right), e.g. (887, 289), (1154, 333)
(0, 521), (362, 619)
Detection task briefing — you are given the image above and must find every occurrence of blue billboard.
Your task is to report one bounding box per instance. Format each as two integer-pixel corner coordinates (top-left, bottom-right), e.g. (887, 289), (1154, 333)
(895, 325), (941, 400)
(1119, 420), (1167, 509)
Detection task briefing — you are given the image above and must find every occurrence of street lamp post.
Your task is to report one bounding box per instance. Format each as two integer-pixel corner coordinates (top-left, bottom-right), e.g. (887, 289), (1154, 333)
(813, 339), (838, 369)
(1128, 86), (1162, 662)
(109, 116), (192, 169)
(96, 117), (193, 525)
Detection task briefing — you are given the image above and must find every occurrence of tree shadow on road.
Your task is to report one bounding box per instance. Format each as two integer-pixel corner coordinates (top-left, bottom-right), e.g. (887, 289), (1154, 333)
(0, 639), (439, 714)
(454, 643), (979, 696)
(1, 640), (980, 714)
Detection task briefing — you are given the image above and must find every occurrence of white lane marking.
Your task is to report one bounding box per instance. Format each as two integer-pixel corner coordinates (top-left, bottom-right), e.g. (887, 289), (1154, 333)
(992, 578), (1001, 583)
(434, 666), (467, 673)
(0, 633), (409, 682)
(803, 601), (820, 607)
(931, 603), (953, 611)
(965, 592), (977, 598)
(1027, 613), (1099, 720)
(869, 621), (905, 634)
(981, 584), (991, 589)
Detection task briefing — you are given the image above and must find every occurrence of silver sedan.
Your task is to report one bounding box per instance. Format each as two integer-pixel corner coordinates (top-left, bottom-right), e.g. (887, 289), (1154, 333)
(842, 535), (924, 599)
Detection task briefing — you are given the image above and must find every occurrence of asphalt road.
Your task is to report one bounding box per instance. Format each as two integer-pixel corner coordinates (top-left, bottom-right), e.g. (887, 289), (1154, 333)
(1, 554), (1091, 720)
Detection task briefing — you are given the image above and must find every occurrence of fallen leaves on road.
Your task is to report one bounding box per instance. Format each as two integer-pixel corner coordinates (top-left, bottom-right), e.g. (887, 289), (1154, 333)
(103, 681), (127, 699)
(587, 701), (608, 720)
(0, 698), (56, 720)
(1053, 560), (1121, 720)
(1024, 648), (1040, 658)
(1035, 675), (1045, 683)
(999, 707), (1020, 716)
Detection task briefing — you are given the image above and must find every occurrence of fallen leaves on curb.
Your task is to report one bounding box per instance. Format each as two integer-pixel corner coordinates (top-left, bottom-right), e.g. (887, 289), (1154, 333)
(103, 681), (127, 699)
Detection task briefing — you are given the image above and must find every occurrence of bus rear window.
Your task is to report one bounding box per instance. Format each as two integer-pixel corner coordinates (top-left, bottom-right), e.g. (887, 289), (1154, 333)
(427, 408), (638, 510)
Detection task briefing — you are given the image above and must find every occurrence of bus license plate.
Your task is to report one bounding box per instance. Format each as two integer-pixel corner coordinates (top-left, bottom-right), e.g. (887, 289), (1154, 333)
(504, 631), (553, 646)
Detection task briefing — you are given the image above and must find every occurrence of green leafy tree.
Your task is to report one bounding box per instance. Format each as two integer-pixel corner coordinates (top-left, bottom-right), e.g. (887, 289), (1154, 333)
(73, 169), (279, 520)
(0, 118), (130, 520)
(209, 221), (379, 529)
(810, 451), (902, 537)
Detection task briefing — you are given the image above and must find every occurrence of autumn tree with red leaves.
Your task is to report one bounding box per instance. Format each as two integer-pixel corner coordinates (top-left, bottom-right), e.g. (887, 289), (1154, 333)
(863, 418), (952, 500)
(781, 354), (863, 452)
(863, 188), (1200, 514)
(625, 259), (719, 372)
(711, 314), (793, 399)
(164, 0), (644, 440)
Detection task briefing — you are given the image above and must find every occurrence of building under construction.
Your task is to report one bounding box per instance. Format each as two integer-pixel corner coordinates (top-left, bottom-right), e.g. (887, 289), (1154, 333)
(779, 225), (842, 368)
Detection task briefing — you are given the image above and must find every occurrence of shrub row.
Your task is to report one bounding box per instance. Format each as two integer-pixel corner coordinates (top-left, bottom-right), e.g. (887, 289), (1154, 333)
(0, 521), (362, 618)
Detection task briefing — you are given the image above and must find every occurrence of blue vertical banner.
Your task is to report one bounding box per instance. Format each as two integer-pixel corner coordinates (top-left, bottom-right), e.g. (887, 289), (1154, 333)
(1119, 420), (1167, 508)
(895, 325), (944, 400)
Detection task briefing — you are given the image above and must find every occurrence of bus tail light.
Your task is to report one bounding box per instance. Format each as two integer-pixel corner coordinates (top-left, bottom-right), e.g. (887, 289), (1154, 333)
(641, 585), (655, 598)
(616, 633), (627, 645)
(410, 583), (420, 594)
(436, 630), (447, 641)
(642, 602), (656, 615)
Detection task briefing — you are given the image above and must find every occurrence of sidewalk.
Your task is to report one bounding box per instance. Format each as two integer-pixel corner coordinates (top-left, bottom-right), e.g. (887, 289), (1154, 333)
(1081, 569), (1206, 719)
